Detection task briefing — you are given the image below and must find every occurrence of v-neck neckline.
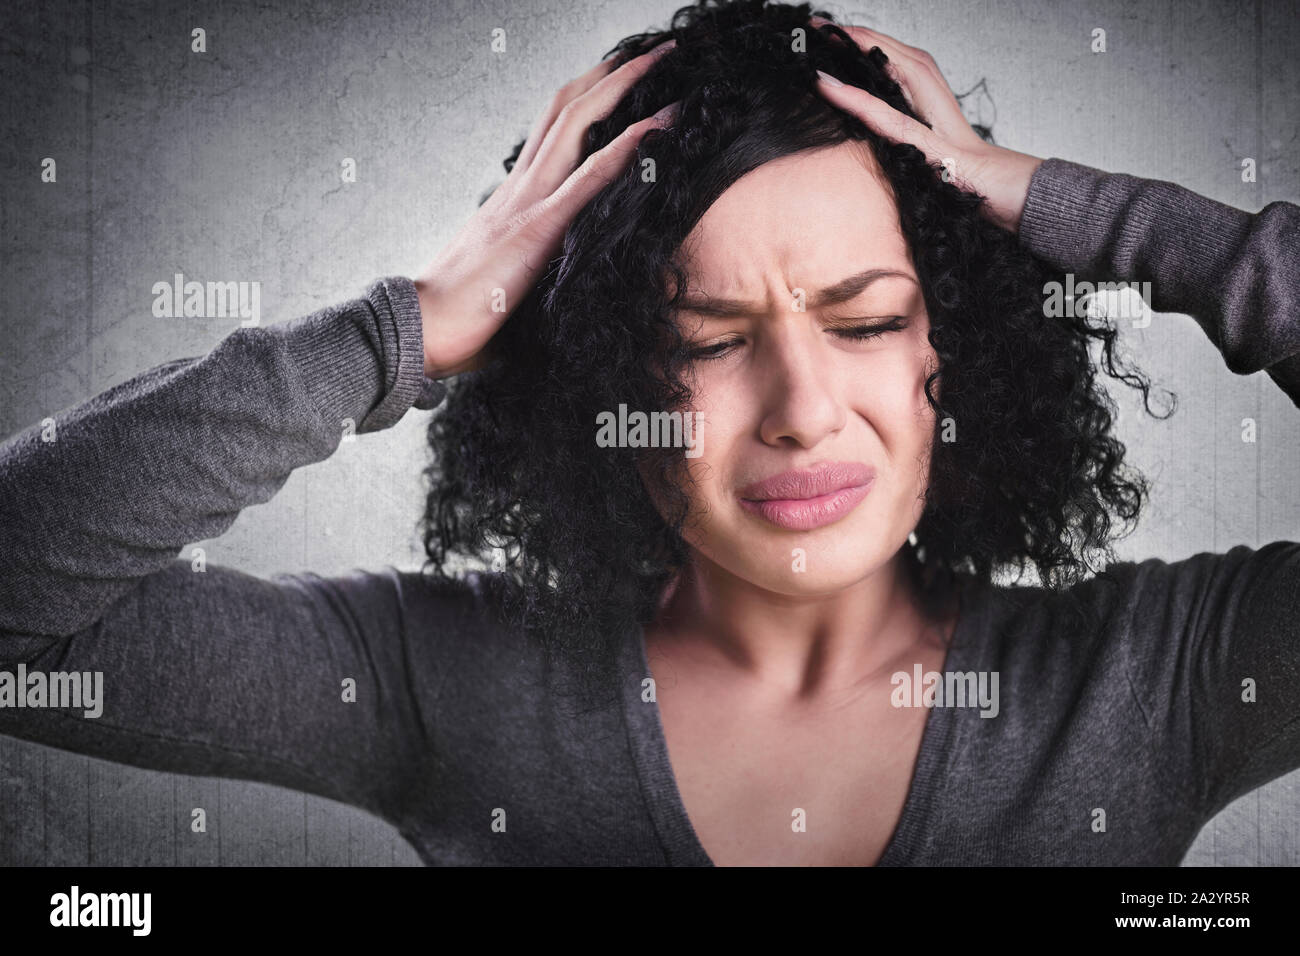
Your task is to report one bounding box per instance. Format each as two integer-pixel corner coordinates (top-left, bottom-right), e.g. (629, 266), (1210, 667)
(616, 573), (987, 866)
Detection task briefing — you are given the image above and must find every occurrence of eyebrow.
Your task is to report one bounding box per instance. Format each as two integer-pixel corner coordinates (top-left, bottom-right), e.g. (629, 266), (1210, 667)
(673, 268), (918, 318)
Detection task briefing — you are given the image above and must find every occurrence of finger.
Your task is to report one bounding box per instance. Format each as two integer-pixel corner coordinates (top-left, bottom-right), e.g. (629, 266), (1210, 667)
(850, 30), (969, 137)
(513, 39), (676, 202)
(811, 19), (925, 115)
(527, 104), (680, 250)
(840, 28), (918, 106)
(513, 37), (674, 176)
(814, 74), (946, 159)
(813, 17), (928, 72)
(812, 20), (974, 144)
(824, 24), (932, 97)
(511, 57), (621, 176)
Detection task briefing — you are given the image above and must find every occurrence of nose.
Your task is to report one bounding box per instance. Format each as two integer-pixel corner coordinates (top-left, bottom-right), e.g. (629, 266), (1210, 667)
(756, 324), (847, 448)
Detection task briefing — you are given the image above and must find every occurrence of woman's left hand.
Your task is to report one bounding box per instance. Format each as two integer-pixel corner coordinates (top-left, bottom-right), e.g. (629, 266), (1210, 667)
(810, 16), (1044, 234)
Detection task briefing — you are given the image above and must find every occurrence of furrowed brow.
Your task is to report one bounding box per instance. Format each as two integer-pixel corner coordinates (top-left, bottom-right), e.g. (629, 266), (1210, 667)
(674, 268), (917, 317)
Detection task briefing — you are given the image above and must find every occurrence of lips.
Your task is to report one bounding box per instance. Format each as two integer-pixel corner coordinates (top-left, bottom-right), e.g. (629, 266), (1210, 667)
(738, 461), (876, 531)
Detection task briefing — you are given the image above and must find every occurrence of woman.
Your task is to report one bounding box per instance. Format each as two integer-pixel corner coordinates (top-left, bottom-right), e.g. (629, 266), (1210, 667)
(2, 0), (1297, 866)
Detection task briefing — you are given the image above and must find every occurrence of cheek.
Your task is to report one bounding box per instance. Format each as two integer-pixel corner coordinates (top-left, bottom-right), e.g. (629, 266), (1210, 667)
(909, 355), (939, 444)
(851, 339), (937, 425)
(674, 371), (736, 477)
(635, 381), (735, 531)
(904, 351), (940, 505)
(864, 347), (938, 498)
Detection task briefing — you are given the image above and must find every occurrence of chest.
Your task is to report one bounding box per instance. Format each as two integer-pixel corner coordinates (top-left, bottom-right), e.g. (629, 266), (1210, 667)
(651, 652), (943, 866)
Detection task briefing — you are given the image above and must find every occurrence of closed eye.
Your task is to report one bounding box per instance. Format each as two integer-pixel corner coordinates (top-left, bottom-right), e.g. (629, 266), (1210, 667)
(686, 316), (909, 361)
(686, 338), (743, 360)
(830, 316), (910, 341)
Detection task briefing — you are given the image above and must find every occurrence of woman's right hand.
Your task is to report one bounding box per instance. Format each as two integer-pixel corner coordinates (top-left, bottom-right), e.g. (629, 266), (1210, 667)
(415, 38), (679, 380)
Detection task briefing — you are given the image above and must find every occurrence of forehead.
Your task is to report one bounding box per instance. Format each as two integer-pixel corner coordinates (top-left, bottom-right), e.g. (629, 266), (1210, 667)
(676, 141), (913, 292)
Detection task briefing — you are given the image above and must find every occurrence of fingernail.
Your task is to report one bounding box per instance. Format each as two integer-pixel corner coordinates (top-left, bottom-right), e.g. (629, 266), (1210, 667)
(651, 38), (677, 56)
(652, 101), (680, 122)
(815, 69), (843, 87)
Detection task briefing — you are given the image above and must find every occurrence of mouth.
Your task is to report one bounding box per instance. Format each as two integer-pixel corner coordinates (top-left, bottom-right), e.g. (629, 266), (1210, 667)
(737, 461), (876, 531)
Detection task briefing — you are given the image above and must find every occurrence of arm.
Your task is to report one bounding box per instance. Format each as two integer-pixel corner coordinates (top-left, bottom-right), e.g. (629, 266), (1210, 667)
(1018, 158), (1300, 406)
(1, 278), (443, 639)
(1096, 541), (1300, 820)
(1016, 164), (1300, 816)
(0, 278), (450, 823)
(0, 39), (684, 829)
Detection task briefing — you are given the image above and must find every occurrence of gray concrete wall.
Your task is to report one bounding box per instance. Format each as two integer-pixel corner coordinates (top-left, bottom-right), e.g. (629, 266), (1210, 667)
(1, 0), (1297, 865)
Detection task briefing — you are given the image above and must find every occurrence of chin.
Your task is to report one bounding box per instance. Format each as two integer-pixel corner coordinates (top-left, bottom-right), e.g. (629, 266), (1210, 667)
(704, 521), (899, 595)
(779, 564), (889, 596)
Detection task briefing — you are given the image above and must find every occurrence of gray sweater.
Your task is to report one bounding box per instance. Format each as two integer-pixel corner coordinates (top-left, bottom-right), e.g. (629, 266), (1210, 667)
(1, 159), (1298, 865)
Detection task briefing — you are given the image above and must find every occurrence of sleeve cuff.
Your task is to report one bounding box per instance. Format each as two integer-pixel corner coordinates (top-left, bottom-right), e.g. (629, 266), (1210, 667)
(281, 276), (449, 437)
(362, 276), (438, 431)
(1017, 157), (1120, 269)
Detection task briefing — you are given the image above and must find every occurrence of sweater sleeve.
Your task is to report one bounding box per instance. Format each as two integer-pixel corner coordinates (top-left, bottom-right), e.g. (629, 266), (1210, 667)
(0, 276), (450, 824)
(1017, 158), (1300, 406)
(1100, 542), (1300, 822)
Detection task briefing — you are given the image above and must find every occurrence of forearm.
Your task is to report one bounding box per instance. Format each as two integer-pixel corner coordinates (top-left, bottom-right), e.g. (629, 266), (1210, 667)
(0, 276), (442, 639)
(1019, 159), (1300, 402)
(0, 278), (451, 818)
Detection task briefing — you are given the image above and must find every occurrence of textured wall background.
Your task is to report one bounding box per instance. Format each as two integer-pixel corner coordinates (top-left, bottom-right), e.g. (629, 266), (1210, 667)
(1, 0), (1297, 865)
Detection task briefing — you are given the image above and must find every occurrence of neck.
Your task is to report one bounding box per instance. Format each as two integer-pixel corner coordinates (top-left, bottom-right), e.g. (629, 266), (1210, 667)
(649, 547), (956, 702)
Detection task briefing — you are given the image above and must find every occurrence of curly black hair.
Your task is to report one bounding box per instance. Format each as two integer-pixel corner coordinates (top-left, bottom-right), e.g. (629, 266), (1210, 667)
(420, 0), (1172, 690)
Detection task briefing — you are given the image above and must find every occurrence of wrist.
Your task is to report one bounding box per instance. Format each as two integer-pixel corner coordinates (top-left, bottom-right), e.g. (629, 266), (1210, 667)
(414, 277), (494, 381)
(413, 276), (447, 379)
(996, 150), (1046, 234)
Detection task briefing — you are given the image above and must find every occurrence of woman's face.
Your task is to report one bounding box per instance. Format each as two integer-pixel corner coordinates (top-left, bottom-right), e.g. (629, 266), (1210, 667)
(658, 140), (939, 595)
